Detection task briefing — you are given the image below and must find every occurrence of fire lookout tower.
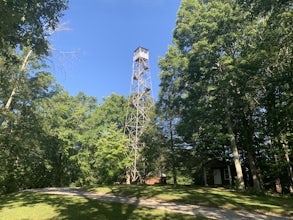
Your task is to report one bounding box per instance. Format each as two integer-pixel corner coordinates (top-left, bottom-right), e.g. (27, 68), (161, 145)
(124, 47), (153, 184)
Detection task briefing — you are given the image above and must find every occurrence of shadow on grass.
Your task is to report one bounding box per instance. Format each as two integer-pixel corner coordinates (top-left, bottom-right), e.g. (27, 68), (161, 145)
(99, 185), (293, 217)
(0, 191), (204, 220)
(180, 186), (293, 217)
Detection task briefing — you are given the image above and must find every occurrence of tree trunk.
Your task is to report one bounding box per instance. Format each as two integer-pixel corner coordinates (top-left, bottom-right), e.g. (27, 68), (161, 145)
(283, 142), (293, 193)
(275, 178), (282, 193)
(270, 138), (283, 193)
(169, 120), (177, 187)
(126, 170), (131, 185)
(226, 110), (245, 190)
(243, 113), (263, 191)
(247, 150), (262, 190)
(172, 163), (178, 186)
(0, 50), (32, 125)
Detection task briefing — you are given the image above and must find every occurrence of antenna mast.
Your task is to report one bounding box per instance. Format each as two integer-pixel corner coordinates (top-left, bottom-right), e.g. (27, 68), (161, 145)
(124, 47), (153, 184)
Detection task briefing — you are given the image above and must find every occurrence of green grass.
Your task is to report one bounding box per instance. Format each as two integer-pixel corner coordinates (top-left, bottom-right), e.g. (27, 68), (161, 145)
(0, 192), (207, 220)
(89, 185), (293, 217)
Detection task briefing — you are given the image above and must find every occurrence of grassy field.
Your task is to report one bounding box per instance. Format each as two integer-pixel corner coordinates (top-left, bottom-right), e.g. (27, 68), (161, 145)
(0, 192), (207, 220)
(88, 185), (293, 217)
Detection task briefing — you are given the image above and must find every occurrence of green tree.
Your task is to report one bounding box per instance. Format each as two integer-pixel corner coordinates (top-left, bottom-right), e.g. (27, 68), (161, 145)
(159, 0), (253, 189)
(98, 93), (128, 129)
(246, 0), (293, 192)
(157, 46), (188, 186)
(40, 91), (97, 186)
(0, 54), (61, 192)
(94, 123), (131, 184)
(0, 0), (68, 56)
(67, 93), (128, 186)
(0, 0), (68, 192)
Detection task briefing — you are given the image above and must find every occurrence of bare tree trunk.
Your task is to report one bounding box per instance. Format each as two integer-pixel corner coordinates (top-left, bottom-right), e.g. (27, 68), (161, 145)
(247, 150), (262, 190)
(0, 50), (32, 125)
(169, 120), (177, 187)
(269, 138), (284, 193)
(126, 169), (131, 184)
(243, 114), (263, 191)
(226, 110), (245, 190)
(171, 162), (178, 186)
(275, 178), (282, 193)
(283, 142), (293, 193)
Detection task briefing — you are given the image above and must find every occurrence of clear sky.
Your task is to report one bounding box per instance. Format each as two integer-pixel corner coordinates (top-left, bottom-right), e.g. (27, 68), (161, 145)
(48, 0), (181, 102)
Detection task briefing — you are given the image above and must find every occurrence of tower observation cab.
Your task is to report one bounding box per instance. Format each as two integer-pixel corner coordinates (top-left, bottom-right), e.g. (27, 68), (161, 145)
(132, 47), (150, 81)
(133, 47), (149, 61)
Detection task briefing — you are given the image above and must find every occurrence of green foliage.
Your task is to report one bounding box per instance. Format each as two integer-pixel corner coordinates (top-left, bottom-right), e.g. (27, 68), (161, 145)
(0, 48), (129, 191)
(140, 107), (168, 178)
(157, 0), (293, 191)
(0, 0), (68, 191)
(0, 50), (61, 192)
(38, 92), (130, 186)
(94, 124), (131, 184)
(0, 0), (68, 56)
(98, 93), (128, 129)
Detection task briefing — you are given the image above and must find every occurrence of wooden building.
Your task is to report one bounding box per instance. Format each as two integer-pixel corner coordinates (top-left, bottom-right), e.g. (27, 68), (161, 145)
(202, 159), (236, 186)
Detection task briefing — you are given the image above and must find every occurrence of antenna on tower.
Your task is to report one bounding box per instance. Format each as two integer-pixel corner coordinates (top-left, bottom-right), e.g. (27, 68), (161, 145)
(124, 47), (154, 184)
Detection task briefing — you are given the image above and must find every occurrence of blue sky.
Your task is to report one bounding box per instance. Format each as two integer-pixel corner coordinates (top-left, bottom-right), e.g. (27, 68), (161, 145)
(48, 0), (181, 102)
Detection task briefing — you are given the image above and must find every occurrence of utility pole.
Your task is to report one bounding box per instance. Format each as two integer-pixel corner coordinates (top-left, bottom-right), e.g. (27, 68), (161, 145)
(124, 47), (153, 184)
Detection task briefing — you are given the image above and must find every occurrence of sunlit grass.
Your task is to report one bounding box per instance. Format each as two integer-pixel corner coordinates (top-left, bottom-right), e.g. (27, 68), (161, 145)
(90, 185), (293, 217)
(0, 192), (208, 220)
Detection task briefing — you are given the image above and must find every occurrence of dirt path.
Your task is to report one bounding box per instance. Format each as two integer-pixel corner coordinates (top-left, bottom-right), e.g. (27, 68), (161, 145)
(25, 187), (292, 220)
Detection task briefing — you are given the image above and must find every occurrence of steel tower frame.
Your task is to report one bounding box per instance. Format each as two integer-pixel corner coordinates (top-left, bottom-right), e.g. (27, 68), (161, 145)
(124, 47), (153, 184)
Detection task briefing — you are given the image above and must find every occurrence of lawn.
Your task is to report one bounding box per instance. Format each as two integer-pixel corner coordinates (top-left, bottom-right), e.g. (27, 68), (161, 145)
(0, 192), (207, 220)
(1, 186), (292, 219)
(89, 185), (293, 217)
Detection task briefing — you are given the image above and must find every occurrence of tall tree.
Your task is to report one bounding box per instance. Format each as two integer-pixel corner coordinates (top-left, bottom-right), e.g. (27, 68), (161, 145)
(248, 0), (293, 192)
(157, 46), (187, 186)
(158, 0), (255, 189)
(233, 0), (292, 192)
